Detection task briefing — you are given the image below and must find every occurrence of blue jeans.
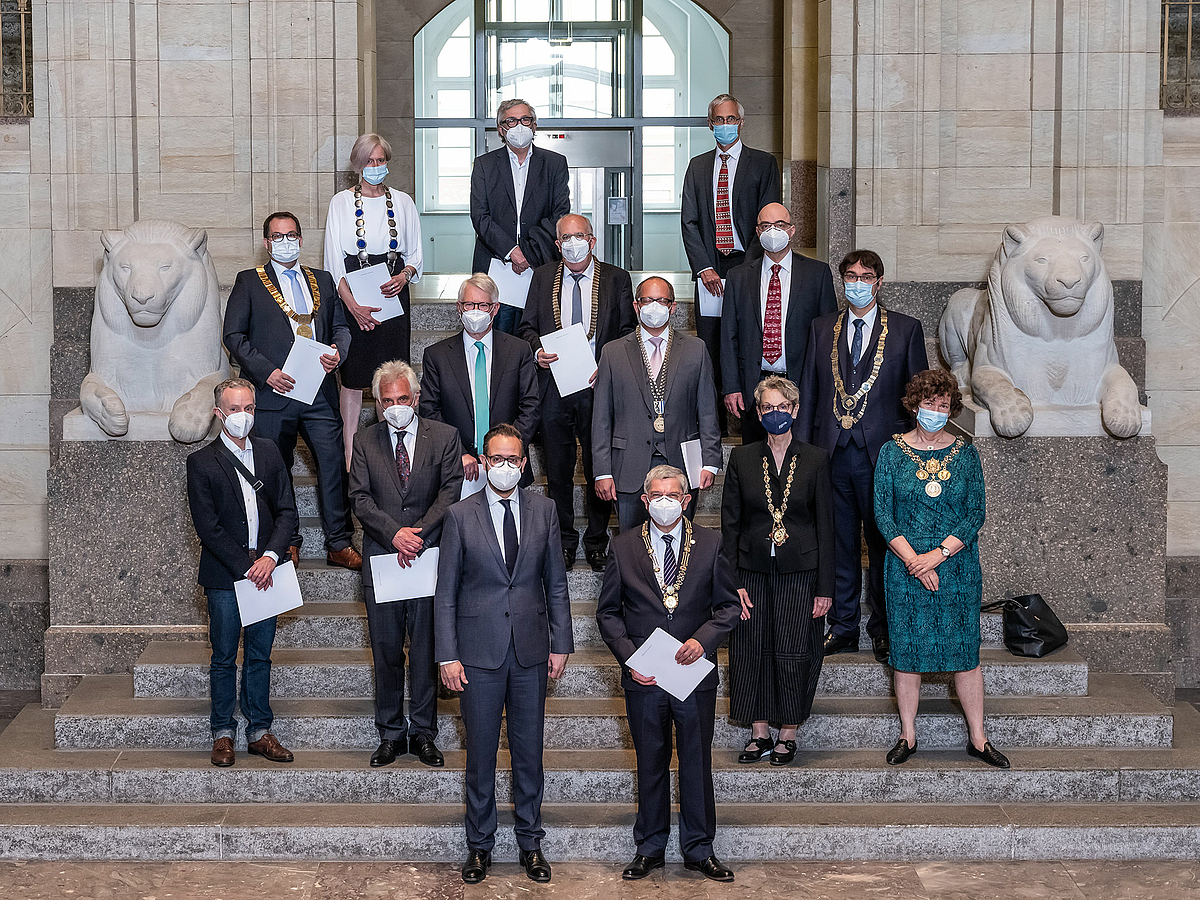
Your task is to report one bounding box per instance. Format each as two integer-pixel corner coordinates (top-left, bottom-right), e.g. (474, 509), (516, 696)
(207, 588), (278, 743)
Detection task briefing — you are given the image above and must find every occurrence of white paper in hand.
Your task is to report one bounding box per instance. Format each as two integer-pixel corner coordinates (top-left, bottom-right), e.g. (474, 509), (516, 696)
(345, 262), (404, 322)
(681, 439), (703, 490)
(540, 322), (597, 397)
(461, 472), (486, 499)
(370, 548), (440, 604)
(277, 335), (335, 406)
(696, 277), (725, 317)
(235, 559), (303, 626)
(488, 258), (533, 309)
(624, 627), (715, 702)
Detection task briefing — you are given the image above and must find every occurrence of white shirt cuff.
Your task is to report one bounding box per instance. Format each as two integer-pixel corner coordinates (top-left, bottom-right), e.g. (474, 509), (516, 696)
(439, 660), (459, 666)
(702, 466), (719, 475)
(263, 550), (279, 563)
(595, 475), (613, 482)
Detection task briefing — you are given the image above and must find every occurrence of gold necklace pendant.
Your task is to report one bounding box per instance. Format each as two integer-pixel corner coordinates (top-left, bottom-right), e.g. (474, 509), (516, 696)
(771, 524), (789, 546)
(653, 415), (665, 433)
(296, 324), (313, 339)
(892, 434), (966, 500)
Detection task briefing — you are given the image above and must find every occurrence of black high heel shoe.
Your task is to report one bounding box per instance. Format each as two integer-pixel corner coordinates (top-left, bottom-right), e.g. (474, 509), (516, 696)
(770, 739), (797, 766)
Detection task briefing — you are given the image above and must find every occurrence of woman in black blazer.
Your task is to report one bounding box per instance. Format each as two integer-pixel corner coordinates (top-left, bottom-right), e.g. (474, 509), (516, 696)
(721, 376), (835, 766)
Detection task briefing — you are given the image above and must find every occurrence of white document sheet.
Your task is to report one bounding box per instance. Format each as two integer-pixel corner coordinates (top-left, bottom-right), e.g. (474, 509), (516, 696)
(680, 439), (703, 490)
(624, 627), (715, 702)
(276, 335), (335, 406)
(696, 277), (725, 317)
(461, 471), (487, 499)
(234, 560), (303, 627)
(540, 322), (597, 397)
(370, 548), (440, 604)
(488, 258), (533, 309)
(344, 262), (404, 323)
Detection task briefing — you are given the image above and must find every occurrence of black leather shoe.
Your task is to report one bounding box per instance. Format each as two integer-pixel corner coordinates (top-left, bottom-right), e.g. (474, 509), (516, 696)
(369, 739), (402, 768)
(823, 631), (859, 656)
(685, 855), (734, 882)
(461, 848), (491, 883)
(886, 738), (918, 766)
(967, 740), (1010, 769)
(587, 549), (608, 572)
(519, 848), (552, 882)
(563, 549), (577, 571)
(409, 734), (444, 768)
(770, 739), (797, 766)
(622, 854), (665, 880)
(738, 736), (773, 764)
(873, 636), (891, 664)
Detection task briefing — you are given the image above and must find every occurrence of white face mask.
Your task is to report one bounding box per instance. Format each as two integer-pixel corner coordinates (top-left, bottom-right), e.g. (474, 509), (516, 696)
(561, 237), (591, 265)
(759, 227), (791, 254)
(383, 404), (415, 429)
(270, 238), (300, 264)
(486, 461), (522, 492)
(505, 124), (534, 149)
(222, 410), (254, 439)
(461, 309), (493, 334)
(648, 496), (684, 528)
(638, 302), (671, 329)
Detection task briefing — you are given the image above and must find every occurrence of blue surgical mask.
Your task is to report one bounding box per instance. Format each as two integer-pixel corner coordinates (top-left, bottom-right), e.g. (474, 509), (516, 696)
(270, 238), (301, 264)
(916, 408), (949, 433)
(844, 281), (875, 308)
(761, 410), (794, 435)
(712, 123), (739, 146)
(362, 164), (388, 185)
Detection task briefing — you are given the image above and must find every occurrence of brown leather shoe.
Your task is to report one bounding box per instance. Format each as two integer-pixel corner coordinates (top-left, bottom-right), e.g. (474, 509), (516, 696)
(326, 546), (362, 571)
(287, 546), (300, 566)
(246, 733), (294, 763)
(211, 737), (235, 767)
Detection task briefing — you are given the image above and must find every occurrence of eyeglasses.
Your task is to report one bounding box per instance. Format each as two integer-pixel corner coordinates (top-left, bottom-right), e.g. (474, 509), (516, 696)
(485, 454), (523, 466)
(559, 232), (593, 242)
(459, 300), (494, 311)
(756, 221), (792, 232)
(647, 492), (685, 501)
(842, 273), (879, 284)
(500, 116), (536, 128)
(710, 116), (741, 125)
(268, 232), (301, 242)
(758, 402), (793, 413)
(636, 297), (672, 306)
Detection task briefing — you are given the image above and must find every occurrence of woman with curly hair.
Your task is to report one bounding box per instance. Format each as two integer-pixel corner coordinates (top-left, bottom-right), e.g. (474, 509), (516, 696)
(872, 368), (1009, 769)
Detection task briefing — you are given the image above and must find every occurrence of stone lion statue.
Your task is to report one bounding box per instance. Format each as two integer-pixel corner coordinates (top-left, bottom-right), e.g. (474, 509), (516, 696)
(939, 216), (1142, 438)
(81, 219), (229, 443)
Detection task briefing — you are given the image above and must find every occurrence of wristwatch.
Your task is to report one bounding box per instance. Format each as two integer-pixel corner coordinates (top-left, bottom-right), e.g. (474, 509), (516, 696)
(938, 544), (951, 558)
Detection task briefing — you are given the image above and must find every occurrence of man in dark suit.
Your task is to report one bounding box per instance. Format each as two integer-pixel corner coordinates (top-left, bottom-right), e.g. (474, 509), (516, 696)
(595, 464), (741, 882)
(593, 276), (722, 531)
(519, 213), (637, 572)
(681, 94), (781, 430)
(420, 272), (540, 492)
(721, 203), (837, 443)
(796, 250), (929, 662)
(435, 424), (574, 885)
(349, 360), (464, 770)
(186, 378), (299, 769)
(470, 99), (571, 335)
(223, 211), (361, 571)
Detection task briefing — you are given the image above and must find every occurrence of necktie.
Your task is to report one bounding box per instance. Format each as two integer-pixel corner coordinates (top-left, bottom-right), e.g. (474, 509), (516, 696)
(851, 317), (866, 368)
(763, 263), (783, 365)
(395, 430), (410, 492)
(648, 336), (664, 381)
(500, 498), (518, 576)
(715, 153), (734, 253)
(662, 534), (678, 587)
(473, 341), (488, 455)
(284, 268), (308, 314)
(569, 273), (584, 327)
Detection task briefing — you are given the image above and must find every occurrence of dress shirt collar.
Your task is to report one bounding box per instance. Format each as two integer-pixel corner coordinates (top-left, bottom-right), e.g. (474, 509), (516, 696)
(485, 483), (520, 510)
(763, 251), (792, 277)
(716, 140), (743, 161)
(463, 328), (495, 355)
(507, 144), (532, 170)
(388, 412), (419, 444)
(848, 302), (879, 334)
(638, 325), (671, 349)
(220, 432), (253, 458)
(270, 258), (301, 282)
(650, 516), (684, 548)
(564, 257), (596, 284)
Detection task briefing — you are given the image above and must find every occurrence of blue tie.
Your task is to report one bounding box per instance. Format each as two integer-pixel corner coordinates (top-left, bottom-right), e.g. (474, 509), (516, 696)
(851, 317), (865, 367)
(284, 268), (307, 314)
(473, 341), (489, 454)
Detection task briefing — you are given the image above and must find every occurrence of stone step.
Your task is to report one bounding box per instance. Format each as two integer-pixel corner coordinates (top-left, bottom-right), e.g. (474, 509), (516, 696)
(55, 674), (1171, 751)
(132, 643), (1088, 700)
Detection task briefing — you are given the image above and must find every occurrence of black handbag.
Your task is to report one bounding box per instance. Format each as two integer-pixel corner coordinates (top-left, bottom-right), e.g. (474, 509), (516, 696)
(984, 594), (1068, 658)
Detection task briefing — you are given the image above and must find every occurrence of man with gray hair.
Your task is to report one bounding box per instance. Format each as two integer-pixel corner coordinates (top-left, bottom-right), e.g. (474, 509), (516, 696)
(349, 360), (464, 769)
(595, 464), (741, 882)
(469, 99), (571, 334)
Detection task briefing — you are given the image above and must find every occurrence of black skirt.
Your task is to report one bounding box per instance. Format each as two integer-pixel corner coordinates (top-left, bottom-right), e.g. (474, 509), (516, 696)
(727, 565), (823, 727)
(339, 252), (412, 390)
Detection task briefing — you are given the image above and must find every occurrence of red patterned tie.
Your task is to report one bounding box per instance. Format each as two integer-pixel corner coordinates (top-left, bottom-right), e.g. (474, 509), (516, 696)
(763, 263), (783, 365)
(715, 153), (734, 253)
(395, 431), (410, 492)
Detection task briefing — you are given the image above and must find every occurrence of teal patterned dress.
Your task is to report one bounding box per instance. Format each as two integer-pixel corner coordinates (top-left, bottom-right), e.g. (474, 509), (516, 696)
(873, 436), (986, 673)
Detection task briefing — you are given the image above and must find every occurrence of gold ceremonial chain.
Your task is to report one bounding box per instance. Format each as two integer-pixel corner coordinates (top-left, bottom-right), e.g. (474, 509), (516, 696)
(641, 518), (694, 613)
(892, 434), (966, 498)
(353, 185), (399, 270)
(550, 262), (602, 340)
(257, 266), (322, 339)
(637, 328), (672, 433)
(831, 308), (889, 430)
(762, 454), (798, 546)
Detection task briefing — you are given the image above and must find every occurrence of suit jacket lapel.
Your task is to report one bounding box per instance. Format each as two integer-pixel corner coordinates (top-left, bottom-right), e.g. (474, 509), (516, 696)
(524, 149), (544, 228)
(662, 329), (681, 402)
(378, 423), (404, 495)
(701, 149), (716, 232)
(213, 446), (252, 542)
(857, 308), (884, 373)
(837, 310), (853, 386)
(784, 253), (804, 334)
(474, 493), (508, 575)
(624, 335), (654, 413)
(488, 336), (504, 415)
(408, 419), (432, 488)
(498, 148), (517, 223)
(449, 338), (475, 422)
(633, 530), (664, 600)
(511, 489), (533, 579)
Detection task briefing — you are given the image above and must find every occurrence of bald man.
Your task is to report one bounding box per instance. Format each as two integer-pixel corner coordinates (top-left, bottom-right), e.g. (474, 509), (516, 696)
(519, 214), (637, 570)
(720, 203), (836, 443)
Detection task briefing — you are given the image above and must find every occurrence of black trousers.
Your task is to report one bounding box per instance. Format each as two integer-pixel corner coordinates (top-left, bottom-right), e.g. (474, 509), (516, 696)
(541, 385), (610, 557)
(828, 440), (887, 641)
(625, 687), (718, 862)
(695, 248), (745, 434)
(254, 393), (353, 552)
(362, 589), (437, 742)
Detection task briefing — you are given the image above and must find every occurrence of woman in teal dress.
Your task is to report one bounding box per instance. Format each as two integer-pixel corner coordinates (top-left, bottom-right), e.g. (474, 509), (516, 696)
(873, 368), (1009, 770)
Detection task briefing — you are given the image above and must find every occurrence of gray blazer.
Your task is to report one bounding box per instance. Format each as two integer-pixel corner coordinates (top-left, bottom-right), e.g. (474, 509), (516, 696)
(592, 330), (722, 494)
(349, 417), (464, 587)
(434, 488), (574, 669)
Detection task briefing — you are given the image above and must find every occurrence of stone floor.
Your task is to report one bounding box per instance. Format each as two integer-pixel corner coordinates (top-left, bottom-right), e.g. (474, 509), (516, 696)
(0, 860), (1197, 899)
